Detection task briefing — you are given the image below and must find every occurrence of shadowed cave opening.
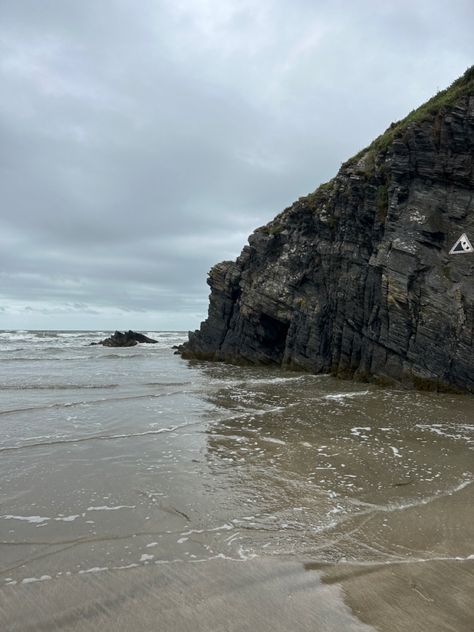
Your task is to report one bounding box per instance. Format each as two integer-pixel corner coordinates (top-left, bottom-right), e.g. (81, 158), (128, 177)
(258, 313), (290, 361)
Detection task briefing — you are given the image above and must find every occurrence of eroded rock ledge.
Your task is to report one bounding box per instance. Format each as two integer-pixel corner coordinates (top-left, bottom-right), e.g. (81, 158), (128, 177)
(180, 68), (474, 392)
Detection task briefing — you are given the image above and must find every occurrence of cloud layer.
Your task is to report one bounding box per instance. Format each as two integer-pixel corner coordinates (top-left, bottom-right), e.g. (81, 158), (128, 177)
(1, 0), (473, 329)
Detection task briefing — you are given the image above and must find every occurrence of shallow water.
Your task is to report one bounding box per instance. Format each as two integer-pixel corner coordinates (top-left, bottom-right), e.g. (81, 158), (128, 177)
(0, 330), (473, 629)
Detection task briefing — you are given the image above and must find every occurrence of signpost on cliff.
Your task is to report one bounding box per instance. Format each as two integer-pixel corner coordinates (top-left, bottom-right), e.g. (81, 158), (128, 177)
(449, 233), (474, 254)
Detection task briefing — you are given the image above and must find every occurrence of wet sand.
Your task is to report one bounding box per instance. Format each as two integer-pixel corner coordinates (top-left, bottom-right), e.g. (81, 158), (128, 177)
(329, 558), (474, 632)
(1, 555), (473, 631)
(1, 332), (473, 630)
(0, 558), (373, 632)
(2, 476), (473, 632)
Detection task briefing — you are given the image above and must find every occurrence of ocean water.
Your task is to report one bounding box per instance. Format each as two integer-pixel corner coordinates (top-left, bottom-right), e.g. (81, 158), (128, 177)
(0, 330), (473, 627)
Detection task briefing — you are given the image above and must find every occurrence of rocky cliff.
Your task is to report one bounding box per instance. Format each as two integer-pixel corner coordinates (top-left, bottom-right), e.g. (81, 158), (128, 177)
(180, 67), (474, 392)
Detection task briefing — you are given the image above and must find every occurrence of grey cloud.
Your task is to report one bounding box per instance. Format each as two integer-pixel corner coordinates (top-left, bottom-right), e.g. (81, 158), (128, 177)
(0, 0), (473, 329)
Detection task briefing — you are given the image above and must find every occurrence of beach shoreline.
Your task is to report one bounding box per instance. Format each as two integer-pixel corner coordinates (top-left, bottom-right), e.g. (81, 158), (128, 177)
(2, 555), (473, 631)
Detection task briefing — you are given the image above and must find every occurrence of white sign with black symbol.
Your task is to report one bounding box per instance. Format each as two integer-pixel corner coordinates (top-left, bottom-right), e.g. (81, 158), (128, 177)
(449, 233), (474, 255)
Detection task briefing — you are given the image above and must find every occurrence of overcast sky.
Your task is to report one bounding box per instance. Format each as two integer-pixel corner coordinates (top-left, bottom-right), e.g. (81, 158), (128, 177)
(0, 0), (473, 331)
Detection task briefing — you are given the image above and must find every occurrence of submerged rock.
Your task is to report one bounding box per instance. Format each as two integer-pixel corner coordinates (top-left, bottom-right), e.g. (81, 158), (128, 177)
(180, 67), (474, 392)
(91, 330), (157, 347)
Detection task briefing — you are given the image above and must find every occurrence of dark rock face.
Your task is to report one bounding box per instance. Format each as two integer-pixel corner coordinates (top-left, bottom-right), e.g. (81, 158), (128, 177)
(181, 69), (474, 392)
(91, 331), (157, 347)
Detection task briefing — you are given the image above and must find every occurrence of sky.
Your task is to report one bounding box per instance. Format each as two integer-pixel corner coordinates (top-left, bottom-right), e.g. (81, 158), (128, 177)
(0, 0), (473, 331)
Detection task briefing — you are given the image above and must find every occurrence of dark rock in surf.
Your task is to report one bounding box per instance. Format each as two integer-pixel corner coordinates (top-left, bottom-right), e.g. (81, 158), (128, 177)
(91, 330), (157, 347)
(179, 67), (474, 393)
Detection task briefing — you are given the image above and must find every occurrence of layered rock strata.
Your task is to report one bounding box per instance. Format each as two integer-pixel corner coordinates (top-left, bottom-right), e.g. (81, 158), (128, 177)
(181, 68), (474, 392)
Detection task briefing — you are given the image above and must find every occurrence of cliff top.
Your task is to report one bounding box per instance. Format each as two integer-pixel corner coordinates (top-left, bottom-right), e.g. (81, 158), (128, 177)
(345, 64), (474, 167)
(268, 65), (474, 224)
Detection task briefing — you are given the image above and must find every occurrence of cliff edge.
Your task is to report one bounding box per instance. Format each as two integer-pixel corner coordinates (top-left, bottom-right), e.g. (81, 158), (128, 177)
(180, 67), (474, 392)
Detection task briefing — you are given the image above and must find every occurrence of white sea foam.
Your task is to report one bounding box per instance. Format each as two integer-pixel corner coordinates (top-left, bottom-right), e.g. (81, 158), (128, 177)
(416, 424), (474, 446)
(21, 575), (52, 584)
(1, 514), (49, 524)
(86, 505), (135, 512)
(324, 390), (370, 401)
(351, 427), (371, 436)
(244, 375), (318, 386)
(261, 437), (286, 445)
(417, 425), (446, 436)
(212, 374), (327, 388)
(140, 554), (154, 562)
(114, 563), (139, 570)
(78, 567), (109, 574)
(180, 523), (233, 536)
(54, 514), (81, 522)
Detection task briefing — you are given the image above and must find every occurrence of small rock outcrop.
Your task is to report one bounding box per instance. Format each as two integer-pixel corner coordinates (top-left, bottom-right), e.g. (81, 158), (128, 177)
(91, 331), (157, 347)
(180, 67), (474, 392)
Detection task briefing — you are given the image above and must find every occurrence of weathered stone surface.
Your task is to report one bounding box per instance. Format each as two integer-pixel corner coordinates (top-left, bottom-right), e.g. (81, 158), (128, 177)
(180, 68), (474, 392)
(91, 330), (157, 347)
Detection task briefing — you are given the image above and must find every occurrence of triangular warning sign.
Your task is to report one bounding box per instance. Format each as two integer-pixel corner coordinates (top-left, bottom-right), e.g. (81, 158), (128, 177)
(449, 233), (473, 255)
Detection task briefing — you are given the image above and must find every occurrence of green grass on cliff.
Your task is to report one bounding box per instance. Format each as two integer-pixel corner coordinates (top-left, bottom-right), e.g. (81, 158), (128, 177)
(344, 65), (474, 167)
(275, 66), (474, 220)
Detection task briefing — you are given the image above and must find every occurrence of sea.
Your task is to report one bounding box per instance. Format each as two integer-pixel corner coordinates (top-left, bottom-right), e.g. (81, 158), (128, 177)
(0, 330), (473, 630)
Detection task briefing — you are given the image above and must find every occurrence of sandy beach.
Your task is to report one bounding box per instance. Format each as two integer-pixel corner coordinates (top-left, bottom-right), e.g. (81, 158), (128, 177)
(1, 554), (473, 631)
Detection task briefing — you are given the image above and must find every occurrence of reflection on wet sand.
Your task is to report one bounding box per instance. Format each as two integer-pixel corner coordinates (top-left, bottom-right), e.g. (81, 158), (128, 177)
(0, 558), (374, 632)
